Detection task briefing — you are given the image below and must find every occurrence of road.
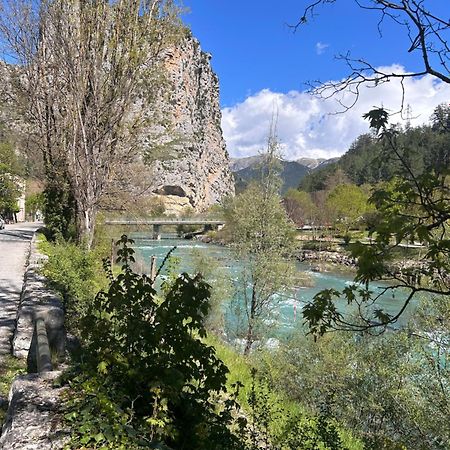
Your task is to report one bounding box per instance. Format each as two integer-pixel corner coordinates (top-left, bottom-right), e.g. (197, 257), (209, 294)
(0, 223), (41, 356)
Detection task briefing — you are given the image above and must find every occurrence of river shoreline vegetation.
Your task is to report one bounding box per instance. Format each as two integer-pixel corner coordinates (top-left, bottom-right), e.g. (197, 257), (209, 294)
(1, 0), (448, 448)
(35, 108), (449, 449)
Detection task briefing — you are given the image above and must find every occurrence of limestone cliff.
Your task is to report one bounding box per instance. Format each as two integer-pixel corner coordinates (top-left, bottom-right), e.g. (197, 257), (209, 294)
(147, 35), (235, 212)
(0, 34), (235, 215)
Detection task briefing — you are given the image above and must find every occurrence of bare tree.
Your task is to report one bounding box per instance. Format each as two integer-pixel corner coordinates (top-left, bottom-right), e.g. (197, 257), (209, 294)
(295, 1), (450, 111)
(0, 0), (182, 247)
(293, 3), (450, 334)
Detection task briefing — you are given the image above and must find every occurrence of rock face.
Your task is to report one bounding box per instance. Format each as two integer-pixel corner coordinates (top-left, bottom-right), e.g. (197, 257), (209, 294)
(0, 34), (235, 215)
(148, 35), (235, 212)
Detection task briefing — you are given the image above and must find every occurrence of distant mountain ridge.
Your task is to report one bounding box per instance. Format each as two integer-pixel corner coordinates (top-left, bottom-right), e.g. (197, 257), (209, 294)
(297, 157), (339, 169)
(229, 155), (264, 172)
(230, 155), (339, 194)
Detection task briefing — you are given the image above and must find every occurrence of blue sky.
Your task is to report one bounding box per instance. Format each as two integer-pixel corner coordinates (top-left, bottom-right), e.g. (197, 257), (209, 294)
(183, 1), (422, 106)
(182, 1), (450, 159)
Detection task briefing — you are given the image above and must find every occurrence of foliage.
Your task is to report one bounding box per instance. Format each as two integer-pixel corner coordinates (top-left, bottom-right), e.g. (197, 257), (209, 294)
(303, 108), (450, 334)
(0, 141), (23, 176)
(25, 191), (44, 220)
(300, 240), (337, 252)
(246, 369), (348, 450)
(40, 235), (108, 329)
(225, 129), (297, 353)
(284, 189), (318, 228)
(325, 184), (371, 233)
(0, 356), (26, 425)
(64, 235), (245, 450)
(264, 296), (450, 449)
(190, 248), (234, 334)
(206, 336), (362, 450)
(42, 172), (77, 242)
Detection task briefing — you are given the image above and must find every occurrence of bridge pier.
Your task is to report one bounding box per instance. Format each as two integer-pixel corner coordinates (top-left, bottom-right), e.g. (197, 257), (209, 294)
(153, 224), (162, 240)
(203, 223), (224, 233)
(203, 224), (213, 233)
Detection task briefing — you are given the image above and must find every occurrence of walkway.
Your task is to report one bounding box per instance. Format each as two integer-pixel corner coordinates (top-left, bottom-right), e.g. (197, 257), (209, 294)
(0, 223), (40, 357)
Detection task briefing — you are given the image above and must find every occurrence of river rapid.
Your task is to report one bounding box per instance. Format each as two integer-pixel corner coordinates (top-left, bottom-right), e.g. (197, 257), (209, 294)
(134, 235), (413, 339)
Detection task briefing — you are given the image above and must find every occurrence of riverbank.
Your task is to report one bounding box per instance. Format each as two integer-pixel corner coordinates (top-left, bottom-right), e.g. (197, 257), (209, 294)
(196, 232), (430, 280)
(297, 249), (357, 270)
(195, 232), (358, 274)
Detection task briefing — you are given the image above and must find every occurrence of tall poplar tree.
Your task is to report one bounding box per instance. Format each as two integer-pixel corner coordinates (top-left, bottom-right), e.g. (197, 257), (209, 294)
(0, 0), (182, 246)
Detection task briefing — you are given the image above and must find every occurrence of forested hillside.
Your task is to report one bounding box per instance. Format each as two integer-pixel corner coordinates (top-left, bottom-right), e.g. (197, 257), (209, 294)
(300, 104), (450, 192)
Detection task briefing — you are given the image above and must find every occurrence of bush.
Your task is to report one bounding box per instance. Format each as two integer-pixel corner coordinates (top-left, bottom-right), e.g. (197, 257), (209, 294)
(301, 241), (337, 252)
(258, 321), (450, 449)
(65, 235), (246, 450)
(40, 236), (107, 328)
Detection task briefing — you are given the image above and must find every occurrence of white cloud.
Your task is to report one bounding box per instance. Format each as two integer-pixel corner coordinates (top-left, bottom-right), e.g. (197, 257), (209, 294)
(315, 42), (329, 55)
(221, 66), (450, 160)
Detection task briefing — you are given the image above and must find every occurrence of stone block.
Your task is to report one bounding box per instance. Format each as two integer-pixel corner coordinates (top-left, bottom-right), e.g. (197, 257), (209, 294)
(0, 372), (69, 449)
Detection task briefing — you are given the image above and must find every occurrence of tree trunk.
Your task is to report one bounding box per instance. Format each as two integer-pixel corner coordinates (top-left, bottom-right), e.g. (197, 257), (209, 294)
(244, 322), (253, 355)
(244, 286), (257, 355)
(78, 204), (96, 250)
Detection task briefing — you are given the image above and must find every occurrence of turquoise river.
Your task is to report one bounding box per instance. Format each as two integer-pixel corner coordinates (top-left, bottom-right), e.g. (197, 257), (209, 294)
(133, 236), (414, 339)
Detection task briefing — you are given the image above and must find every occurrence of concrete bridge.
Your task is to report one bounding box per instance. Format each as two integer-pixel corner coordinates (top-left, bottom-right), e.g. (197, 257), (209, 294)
(105, 218), (225, 240)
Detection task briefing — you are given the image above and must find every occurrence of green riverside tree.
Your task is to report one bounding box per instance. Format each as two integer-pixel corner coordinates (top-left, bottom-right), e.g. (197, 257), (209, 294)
(225, 128), (297, 354)
(325, 183), (371, 234)
(284, 188), (318, 228)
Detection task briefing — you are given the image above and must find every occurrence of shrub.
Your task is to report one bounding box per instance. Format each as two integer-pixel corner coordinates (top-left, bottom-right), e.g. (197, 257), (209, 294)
(65, 235), (245, 450)
(40, 237), (107, 328)
(301, 241), (337, 252)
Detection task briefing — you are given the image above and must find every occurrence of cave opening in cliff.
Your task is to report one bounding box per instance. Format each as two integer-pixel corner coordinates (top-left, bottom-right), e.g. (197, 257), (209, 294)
(154, 185), (187, 197)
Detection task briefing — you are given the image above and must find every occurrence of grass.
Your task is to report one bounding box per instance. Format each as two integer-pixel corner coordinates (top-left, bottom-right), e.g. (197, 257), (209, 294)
(0, 356), (26, 424)
(206, 334), (364, 450)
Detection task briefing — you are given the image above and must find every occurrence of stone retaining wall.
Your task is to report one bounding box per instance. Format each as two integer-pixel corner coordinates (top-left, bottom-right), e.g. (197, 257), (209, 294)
(0, 232), (68, 449)
(13, 235), (65, 363)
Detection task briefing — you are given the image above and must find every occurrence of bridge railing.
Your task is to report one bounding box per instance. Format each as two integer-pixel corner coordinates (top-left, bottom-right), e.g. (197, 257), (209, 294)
(105, 218), (226, 225)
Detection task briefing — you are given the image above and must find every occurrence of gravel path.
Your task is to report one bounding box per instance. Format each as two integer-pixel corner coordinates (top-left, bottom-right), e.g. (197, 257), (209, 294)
(0, 223), (40, 357)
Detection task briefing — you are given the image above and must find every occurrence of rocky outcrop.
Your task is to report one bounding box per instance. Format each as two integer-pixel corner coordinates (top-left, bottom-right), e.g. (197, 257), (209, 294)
(147, 35), (235, 212)
(297, 250), (357, 268)
(1, 32), (235, 215)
